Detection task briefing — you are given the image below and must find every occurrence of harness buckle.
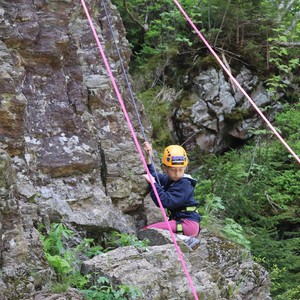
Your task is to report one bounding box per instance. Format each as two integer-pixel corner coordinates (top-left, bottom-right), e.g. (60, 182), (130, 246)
(176, 221), (184, 234)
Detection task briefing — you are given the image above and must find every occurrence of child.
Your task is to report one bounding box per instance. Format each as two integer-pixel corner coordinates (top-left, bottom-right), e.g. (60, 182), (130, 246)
(142, 141), (201, 250)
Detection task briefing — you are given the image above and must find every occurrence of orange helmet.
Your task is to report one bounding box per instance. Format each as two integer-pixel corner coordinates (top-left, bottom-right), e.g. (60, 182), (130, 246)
(162, 145), (188, 167)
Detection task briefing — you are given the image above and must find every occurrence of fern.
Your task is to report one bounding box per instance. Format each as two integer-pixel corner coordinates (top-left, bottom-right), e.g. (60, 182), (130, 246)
(39, 222), (144, 298)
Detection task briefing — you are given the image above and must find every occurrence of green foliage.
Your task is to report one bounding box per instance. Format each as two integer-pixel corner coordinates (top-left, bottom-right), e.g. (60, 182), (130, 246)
(45, 253), (72, 275)
(75, 238), (104, 259)
(138, 87), (173, 149)
(40, 223), (73, 255)
(193, 104), (300, 299)
(274, 103), (300, 139)
(82, 276), (142, 300)
(269, 170), (300, 207)
(222, 218), (251, 250)
(113, 0), (207, 86)
(266, 33), (300, 97)
(39, 223), (99, 291)
(114, 0), (299, 98)
(195, 193), (225, 227)
(196, 193), (250, 249)
(274, 285), (300, 300)
(107, 231), (149, 249)
(113, 0), (202, 51)
(39, 223), (143, 298)
(250, 228), (300, 300)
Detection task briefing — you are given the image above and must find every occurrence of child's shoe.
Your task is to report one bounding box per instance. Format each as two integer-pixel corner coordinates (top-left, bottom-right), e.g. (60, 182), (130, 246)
(177, 235), (200, 251)
(185, 236), (200, 250)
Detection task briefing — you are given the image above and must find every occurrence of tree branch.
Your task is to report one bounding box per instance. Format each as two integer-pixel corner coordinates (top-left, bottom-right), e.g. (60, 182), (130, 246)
(285, 10), (300, 33)
(221, 51), (237, 93)
(123, 0), (148, 32)
(277, 0), (296, 22)
(275, 41), (300, 47)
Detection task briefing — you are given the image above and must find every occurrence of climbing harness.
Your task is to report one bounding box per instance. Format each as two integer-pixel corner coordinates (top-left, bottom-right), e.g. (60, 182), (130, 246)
(80, 1), (199, 299)
(169, 206), (199, 234)
(176, 221), (184, 234)
(168, 206), (198, 217)
(175, 207), (198, 234)
(180, 206), (198, 212)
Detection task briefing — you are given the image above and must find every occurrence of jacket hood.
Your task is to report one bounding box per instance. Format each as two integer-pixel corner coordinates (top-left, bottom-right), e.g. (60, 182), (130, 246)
(183, 174), (197, 187)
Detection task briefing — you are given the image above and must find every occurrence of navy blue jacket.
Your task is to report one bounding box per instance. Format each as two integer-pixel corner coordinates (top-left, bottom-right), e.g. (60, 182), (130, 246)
(147, 163), (201, 223)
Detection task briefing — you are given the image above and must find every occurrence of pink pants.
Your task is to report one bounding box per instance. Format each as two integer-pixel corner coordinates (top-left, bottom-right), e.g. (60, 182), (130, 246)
(143, 219), (200, 237)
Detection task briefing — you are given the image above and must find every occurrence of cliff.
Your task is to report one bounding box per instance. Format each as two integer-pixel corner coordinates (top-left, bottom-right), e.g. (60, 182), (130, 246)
(0, 1), (270, 299)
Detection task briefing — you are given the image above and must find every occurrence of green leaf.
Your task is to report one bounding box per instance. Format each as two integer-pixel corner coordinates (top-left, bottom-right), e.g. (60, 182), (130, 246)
(46, 253), (71, 274)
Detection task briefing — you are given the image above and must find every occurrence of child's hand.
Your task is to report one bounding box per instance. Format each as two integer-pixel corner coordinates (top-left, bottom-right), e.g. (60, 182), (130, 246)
(143, 174), (156, 183)
(143, 141), (153, 157)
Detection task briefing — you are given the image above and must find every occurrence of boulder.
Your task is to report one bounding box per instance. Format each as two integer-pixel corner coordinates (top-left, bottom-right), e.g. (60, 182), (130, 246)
(82, 228), (271, 300)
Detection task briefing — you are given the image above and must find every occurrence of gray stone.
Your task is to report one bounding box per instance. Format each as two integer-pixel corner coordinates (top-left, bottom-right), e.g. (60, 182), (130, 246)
(167, 66), (278, 153)
(0, 0), (271, 299)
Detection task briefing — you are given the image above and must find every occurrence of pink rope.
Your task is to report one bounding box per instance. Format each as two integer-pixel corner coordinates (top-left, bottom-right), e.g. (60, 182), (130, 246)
(80, 1), (199, 299)
(173, 0), (300, 164)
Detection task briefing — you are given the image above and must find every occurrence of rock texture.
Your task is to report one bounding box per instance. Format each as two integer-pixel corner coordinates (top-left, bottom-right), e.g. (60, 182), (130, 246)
(82, 228), (271, 300)
(0, 1), (148, 298)
(167, 67), (278, 153)
(0, 0), (148, 229)
(0, 0), (271, 299)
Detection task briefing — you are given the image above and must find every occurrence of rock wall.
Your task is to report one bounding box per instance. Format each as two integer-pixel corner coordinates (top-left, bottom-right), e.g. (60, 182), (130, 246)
(0, 0), (271, 299)
(166, 67), (278, 154)
(82, 228), (271, 300)
(0, 0), (149, 227)
(0, 0), (149, 298)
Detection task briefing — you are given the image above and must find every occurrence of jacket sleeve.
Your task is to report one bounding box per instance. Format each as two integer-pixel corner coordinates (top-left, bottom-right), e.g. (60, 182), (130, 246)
(147, 163), (164, 184)
(150, 179), (193, 210)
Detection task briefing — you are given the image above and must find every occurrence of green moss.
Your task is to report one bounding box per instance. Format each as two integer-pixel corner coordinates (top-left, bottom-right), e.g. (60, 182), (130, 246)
(193, 54), (220, 70)
(173, 91), (198, 110)
(138, 88), (173, 149)
(224, 108), (251, 123)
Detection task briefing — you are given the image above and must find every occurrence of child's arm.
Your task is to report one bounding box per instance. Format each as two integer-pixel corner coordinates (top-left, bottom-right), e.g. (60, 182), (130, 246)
(142, 141), (164, 186)
(143, 141), (152, 164)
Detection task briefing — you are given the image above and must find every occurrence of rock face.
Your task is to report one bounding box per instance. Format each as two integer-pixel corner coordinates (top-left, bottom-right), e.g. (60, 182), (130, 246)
(168, 67), (278, 153)
(0, 149), (53, 298)
(0, 0), (271, 299)
(0, 0), (148, 231)
(82, 229), (271, 300)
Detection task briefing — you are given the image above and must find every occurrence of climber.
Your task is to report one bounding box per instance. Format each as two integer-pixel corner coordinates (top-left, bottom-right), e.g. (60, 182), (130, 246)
(142, 141), (201, 250)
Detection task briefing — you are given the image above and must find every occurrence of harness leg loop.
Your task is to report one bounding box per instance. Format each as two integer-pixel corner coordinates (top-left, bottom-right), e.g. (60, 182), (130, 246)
(176, 221), (184, 234)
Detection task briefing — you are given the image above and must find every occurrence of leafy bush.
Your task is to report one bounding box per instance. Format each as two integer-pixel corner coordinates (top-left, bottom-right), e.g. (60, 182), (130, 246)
(266, 32), (300, 97)
(193, 104), (300, 299)
(39, 223), (144, 299)
(82, 276), (142, 300)
(107, 231), (149, 248)
(222, 218), (251, 250)
(195, 193), (250, 249)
